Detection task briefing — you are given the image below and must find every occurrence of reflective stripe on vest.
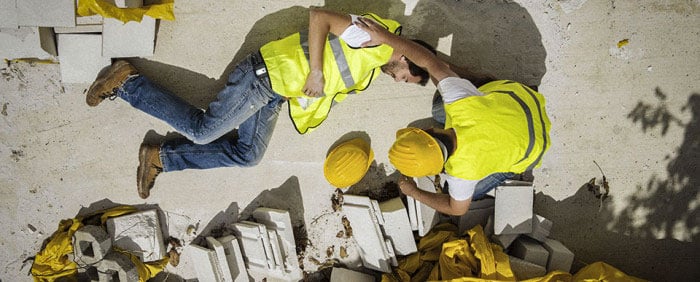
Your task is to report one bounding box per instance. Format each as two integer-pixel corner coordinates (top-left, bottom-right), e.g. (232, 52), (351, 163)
(299, 31), (356, 93)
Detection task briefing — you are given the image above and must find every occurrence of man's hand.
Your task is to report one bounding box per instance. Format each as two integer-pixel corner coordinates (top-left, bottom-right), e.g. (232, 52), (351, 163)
(398, 174), (419, 197)
(302, 69), (325, 97)
(354, 17), (392, 47)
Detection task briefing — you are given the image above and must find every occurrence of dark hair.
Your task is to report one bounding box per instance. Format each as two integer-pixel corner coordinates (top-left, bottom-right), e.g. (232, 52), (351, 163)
(407, 39), (437, 86)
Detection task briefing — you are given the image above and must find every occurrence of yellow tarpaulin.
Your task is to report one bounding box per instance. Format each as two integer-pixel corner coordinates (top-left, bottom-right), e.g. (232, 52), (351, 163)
(77, 0), (175, 23)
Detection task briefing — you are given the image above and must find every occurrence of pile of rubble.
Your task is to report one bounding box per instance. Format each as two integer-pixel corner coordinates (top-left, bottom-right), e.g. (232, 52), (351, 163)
(0, 0), (156, 83)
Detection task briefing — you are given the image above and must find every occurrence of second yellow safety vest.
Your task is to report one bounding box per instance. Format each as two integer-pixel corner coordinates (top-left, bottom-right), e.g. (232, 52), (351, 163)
(259, 13), (402, 134)
(443, 80), (551, 180)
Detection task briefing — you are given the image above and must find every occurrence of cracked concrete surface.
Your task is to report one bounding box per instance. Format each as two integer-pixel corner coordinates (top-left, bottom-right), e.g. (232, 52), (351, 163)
(1, 0), (699, 281)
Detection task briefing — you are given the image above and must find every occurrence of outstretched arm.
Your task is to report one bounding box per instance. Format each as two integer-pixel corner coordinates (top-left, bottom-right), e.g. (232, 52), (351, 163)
(398, 174), (471, 216)
(355, 17), (458, 83)
(302, 8), (352, 97)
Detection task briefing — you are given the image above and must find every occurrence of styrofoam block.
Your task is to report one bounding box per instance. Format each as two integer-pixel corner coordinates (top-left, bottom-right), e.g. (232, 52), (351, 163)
(414, 177), (439, 236)
(234, 221), (270, 271)
(343, 195), (385, 226)
(542, 238), (574, 273)
(0, 0), (17, 28)
(407, 196), (418, 230)
(77, 15), (103, 25)
(384, 238), (398, 267)
(114, 0), (143, 8)
(58, 34), (111, 83)
(54, 24), (102, 34)
(487, 180), (532, 197)
(187, 244), (223, 282)
(1, 27), (57, 60)
(330, 267), (374, 282)
(252, 207), (300, 270)
(379, 197), (417, 256)
(343, 203), (391, 272)
(508, 255), (546, 280)
(526, 215), (552, 242)
(217, 235), (250, 282)
(494, 185), (533, 235)
(266, 230), (284, 271)
(453, 197), (494, 235)
(17, 0), (75, 27)
(96, 252), (140, 282)
(206, 237), (234, 282)
(509, 237), (549, 267)
(102, 16), (155, 57)
(105, 209), (166, 262)
(72, 225), (111, 265)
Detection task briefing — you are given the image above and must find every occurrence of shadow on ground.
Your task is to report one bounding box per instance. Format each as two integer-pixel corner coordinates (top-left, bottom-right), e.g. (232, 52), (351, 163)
(536, 89), (700, 281)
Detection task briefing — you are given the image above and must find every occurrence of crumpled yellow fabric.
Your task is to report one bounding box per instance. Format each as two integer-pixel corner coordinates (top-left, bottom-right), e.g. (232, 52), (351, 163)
(77, 0), (175, 23)
(572, 262), (648, 282)
(30, 206), (169, 282)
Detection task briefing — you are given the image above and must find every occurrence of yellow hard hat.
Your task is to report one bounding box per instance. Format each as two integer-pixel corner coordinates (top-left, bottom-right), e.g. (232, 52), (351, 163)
(388, 127), (444, 177)
(324, 138), (374, 188)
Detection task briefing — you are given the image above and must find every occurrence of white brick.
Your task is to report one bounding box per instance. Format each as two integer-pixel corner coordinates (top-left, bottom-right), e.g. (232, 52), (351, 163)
(58, 33), (111, 83)
(379, 197), (416, 256)
(187, 244), (224, 282)
(206, 237), (234, 282)
(494, 185), (533, 235)
(0, 0), (17, 28)
(509, 237), (549, 267)
(72, 225), (111, 265)
(105, 209), (166, 262)
(330, 267), (374, 282)
(234, 221), (270, 271)
(217, 235), (250, 282)
(1, 27), (57, 60)
(102, 16), (155, 57)
(343, 203), (391, 272)
(508, 255), (546, 280)
(96, 252), (140, 282)
(17, 0), (75, 27)
(413, 176), (439, 236)
(453, 197), (494, 235)
(526, 215), (552, 242)
(542, 238), (574, 273)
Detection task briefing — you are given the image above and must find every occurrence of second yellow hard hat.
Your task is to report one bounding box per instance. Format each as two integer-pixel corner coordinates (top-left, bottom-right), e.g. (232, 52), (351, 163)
(324, 138), (374, 188)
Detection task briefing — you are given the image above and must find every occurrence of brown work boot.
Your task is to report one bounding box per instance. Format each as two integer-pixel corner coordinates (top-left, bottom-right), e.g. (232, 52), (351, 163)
(137, 143), (163, 199)
(86, 60), (138, 107)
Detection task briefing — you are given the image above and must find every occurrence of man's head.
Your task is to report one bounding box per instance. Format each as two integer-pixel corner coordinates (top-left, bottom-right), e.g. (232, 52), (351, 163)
(381, 39), (436, 86)
(388, 127), (446, 177)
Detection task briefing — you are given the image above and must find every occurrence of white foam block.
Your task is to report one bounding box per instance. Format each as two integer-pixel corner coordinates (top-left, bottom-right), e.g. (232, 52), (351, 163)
(343, 203), (391, 272)
(206, 237), (234, 282)
(105, 209), (166, 262)
(58, 33), (111, 83)
(379, 197), (417, 256)
(187, 244), (223, 282)
(414, 177), (439, 236)
(102, 16), (155, 57)
(17, 0), (75, 27)
(1, 27), (57, 60)
(217, 235), (249, 282)
(234, 221), (269, 271)
(494, 185), (533, 235)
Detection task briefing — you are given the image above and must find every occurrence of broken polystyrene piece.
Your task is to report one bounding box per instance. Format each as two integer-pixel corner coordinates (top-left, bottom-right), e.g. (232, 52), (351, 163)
(234, 221), (270, 271)
(379, 197), (417, 256)
(267, 230), (284, 271)
(206, 237), (234, 282)
(343, 203), (392, 272)
(217, 235), (250, 282)
(371, 200), (385, 226)
(414, 177), (439, 236)
(105, 209), (166, 262)
(187, 244), (224, 282)
(384, 238), (398, 267)
(494, 185), (533, 235)
(406, 196), (418, 230)
(252, 207), (301, 272)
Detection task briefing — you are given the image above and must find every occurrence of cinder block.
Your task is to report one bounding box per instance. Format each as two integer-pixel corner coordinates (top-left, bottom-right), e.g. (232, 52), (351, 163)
(509, 237), (549, 267)
(330, 267), (374, 282)
(58, 33), (111, 83)
(234, 221), (270, 271)
(72, 225), (111, 266)
(413, 176), (439, 236)
(453, 196), (494, 235)
(343, 203), (391, 272)
(542, 238), (574, 273)
(508, 255), (546, 280)
(0, 0), (17, 28)
(379, 197), (416, 256)
(105, 209), (166, 262)
(102, 16), (155, 57)
(17, 0), (75, 27)
(494, 185), (533, 235)
(206, 237), (234, 282)
(1, 27), (57, 60)
(96, 252), (140, 282)
(187, 244), (223, 282)
(217, 235), (249, 282)
(526, 215), (552, 242)
(492, 233), (519, 249)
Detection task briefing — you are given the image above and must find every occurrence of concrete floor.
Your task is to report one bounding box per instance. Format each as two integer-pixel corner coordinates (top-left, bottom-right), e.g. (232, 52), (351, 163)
(1, 0), (699, 281)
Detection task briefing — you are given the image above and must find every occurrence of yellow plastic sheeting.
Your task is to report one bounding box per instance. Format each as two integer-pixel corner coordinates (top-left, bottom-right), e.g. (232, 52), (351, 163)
(31, 206), (168, 282)
(77, 0), (175, 23)
(573, 262), (648, 282)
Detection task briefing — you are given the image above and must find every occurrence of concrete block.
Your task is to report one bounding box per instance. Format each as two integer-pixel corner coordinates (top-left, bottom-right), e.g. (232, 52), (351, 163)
(54, 25), (102, 34)
(526, 215), (552, 242)
(492, 233), (519, 249)
(102, 16), (155, 57)
(413, 176), (439, 236)
(17, 0), (75, 27)
(234, 221), (270, 271)
(508, 255), (546, 280)
(57, 33), (111, 83)
(105, 209), (166, 262)
(96, 251), (140, 282)
(206, 237), (234, 282)
(542, 238), (574, 273)
(72, 225), (111, 266)
(187, 244), (224, 282)
(509, 237), (549, 267)
(1, 27), (57, 60)
(453, 196), (494, 235)
(379, 197), (417, 256)
(494, 185), (533, 235)
(330, 267), (374, 282)
(0, 0), (17, 28)
(217, 235), (250, 282)
(252, 207), (301, 271)
(343, 203), (391, 272)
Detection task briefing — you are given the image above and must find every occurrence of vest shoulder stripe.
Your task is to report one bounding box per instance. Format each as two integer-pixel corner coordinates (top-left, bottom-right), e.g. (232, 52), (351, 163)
(493, 90), (536, 165)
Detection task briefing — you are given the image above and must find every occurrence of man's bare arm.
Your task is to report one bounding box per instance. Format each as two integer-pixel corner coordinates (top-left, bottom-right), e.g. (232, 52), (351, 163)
(398, 175), (471, 216)
(303, 8), (352, 97)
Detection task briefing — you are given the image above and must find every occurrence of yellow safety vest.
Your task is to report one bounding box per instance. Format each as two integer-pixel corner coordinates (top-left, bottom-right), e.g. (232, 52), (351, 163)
(443, 80), (551, 180)
(259, 13), (401, 134)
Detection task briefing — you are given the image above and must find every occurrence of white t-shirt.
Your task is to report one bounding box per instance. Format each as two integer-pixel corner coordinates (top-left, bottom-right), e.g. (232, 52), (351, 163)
(340, 15), (371, 47)
(437, 76), (485, 201)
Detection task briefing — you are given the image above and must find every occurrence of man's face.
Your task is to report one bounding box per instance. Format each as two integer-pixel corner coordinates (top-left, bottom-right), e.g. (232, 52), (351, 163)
(381, 57), (422, 84)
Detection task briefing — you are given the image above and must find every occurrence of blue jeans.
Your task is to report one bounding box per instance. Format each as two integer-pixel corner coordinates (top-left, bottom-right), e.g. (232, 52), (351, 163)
(117, 53), (285, 172)
(432, 90), (446, 125)
(471, 172), (515, 200)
